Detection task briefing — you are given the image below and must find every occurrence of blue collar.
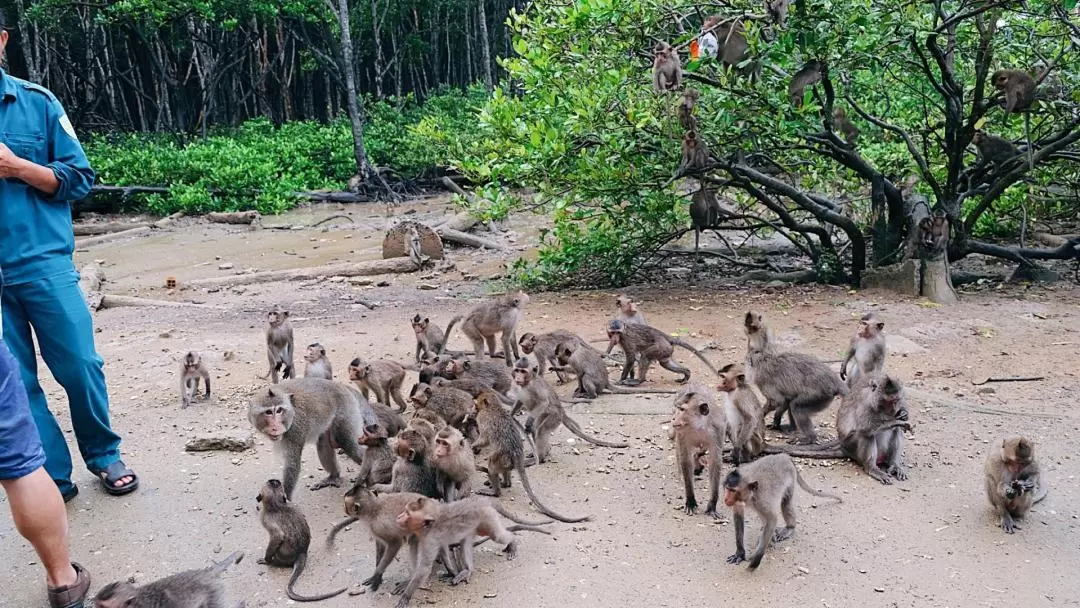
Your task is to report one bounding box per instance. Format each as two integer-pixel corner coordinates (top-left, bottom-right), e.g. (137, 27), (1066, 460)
(0, 69), (18, 102)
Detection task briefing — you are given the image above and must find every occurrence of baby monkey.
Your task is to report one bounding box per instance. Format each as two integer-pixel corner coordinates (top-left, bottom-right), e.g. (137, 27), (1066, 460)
(180, 351), (211, 408)
(94, 551), (244, 608)
(984, 436), (1047, 534)
(303, 343), (333, 380)
(839, 313), (885, 387)
(724, 454), (842, 570)
(264, 304), (294, 383)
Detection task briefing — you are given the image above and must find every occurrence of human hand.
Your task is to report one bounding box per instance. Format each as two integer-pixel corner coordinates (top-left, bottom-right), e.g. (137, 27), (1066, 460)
(0, 143), (29, 179)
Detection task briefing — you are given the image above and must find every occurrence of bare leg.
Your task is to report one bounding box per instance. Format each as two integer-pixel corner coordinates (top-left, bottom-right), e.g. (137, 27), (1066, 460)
(1, 468), (77, 588)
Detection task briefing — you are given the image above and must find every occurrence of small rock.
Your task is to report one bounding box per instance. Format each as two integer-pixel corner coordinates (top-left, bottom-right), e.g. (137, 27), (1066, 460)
(797, 566), (809, 574)
(874, 587), (885, 593)
(159, 329), (175, 338)
(417, 283), (440, 291)
(328, 276), (346, 283)
(218, 262), (234, 270)
(977, 387), (996, 395)
(223, 351), (236, 361)
(376, 281), (390, 287)
(184, 432), (254, 453)
(349, 277), (374, 286)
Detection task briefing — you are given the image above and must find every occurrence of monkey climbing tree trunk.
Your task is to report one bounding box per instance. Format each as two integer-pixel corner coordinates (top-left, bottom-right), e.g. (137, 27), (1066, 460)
(334, 0), (372, 180)
(477, 0), (494, 90)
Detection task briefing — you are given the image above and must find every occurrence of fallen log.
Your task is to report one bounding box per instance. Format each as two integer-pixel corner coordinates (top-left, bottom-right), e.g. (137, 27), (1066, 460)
(436, 226), (506, 250)
(90, 185), (170, 197)
(206, 211), (261, 226)
(186, 257), (419, 288)
(153, 211), (186, 228)
(98, 295), (217, 310)
(73, 221), (151, 236)
(297, 190), (375, 204)
(734, 269), (817, 283)
(75, 226), (152, 248)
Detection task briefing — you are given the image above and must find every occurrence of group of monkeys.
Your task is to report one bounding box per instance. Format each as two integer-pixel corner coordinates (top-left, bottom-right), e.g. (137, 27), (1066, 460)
(95, 291), (1048, 606)
(651, 6), (1056, 216)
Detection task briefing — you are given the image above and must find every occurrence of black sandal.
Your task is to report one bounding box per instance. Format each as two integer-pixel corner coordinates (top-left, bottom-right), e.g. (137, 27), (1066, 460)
(92, 460), (139, 496)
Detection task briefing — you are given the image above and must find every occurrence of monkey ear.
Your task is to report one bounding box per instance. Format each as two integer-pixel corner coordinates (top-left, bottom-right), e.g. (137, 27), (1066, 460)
(876, 322), (885, 331)
(748, 481), (759, 493)
(463, 361), (472, 370)
(736, 373), (746, 384)
(698, 403), (710, 416)
(744, 311), (754, 324)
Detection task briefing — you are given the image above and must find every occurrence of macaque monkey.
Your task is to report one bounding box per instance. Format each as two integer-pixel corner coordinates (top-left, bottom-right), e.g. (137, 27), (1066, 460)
(302, 343), (332, 380)
(698, 16), (721, 59)
(348, 358), (408, 412)
(265, 305), (294, 383)
(433, 426), (475, 501)
(835, 374), (911, 484)
(743, 311), (846, 443)
(393, 496), (553, 603)
(553, 341), (675, 399)
(614, 295), (647, 326)
(985, 436), (1047, 533)
(93, 551), (244, 608)
(833, 107), (860, 146)
(787, 60), (823, 107)
(519, 330), (587, 383)
(678, 88), (700, 131)
(247, 377), (374, 498)
(689, 188), (724, 256)
(412, 314), (460, 362)
(371, 426), (440, 498)
(445, 356), (514, 395)
(717, 364), (764, 465)
(607, 319), (717, 385)
(411, 408), (447, 431)
(715, 21), (754, 77)
(418, 354), (454, 384)
(355, 423), (396, 486)
(459, 291), (530, 367)
(840, 313), (886, 387)
(256, 479), (346, 602)
(973, 130), (1017, 166)
(509, 358), (629, 463)
(671, 384), (727, 516)
(724, 454), (842, 570)
(652, 41), (682, 93)
(180, 351), (211, 408)
(409, 382), (475, 428)
(992, 69), (1036, 116)
(325, 485), (426, 593)
(915, 212), (950, 260)
(471, 390), (590, 522)
(678, 131), (711, 175)
(767, 0), (789, 26)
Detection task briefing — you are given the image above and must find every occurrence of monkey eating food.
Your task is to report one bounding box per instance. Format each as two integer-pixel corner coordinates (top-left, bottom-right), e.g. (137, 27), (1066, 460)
(984, 436), (1047, 534)
(180, 351), (211, 409)
(264, 304), (294, 384)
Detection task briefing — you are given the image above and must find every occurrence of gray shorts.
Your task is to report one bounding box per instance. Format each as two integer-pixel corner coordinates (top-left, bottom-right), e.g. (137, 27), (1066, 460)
(0, 338), (46, 480)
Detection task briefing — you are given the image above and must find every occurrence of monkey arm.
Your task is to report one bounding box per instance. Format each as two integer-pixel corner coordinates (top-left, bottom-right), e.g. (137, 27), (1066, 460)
(726, 508), (747, 564)
(839, 348), (854, 379)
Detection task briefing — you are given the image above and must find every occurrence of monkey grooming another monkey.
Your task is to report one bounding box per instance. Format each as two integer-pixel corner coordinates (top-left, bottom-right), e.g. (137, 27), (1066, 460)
(519, 330), (588, 383)
(371, 426), (440, 498)
(840, 313), (886, 387)
(742, 311), (846, 443)
(444, 357), (514, 395)
(472, 390), (590, 523)
(509, 358), (629, 464)
(180, 351), (211, 409)
(607, 319), (718, 385)
(303, 343), (333, 380)
(553, 341), (675, 399)
(393, 496), (552, 603)
(717, 364), (764, 465)
(985, 436), (1047, 534)
(326, 485), (427, 593)
(787, 60), (823, 107)
(973, 130), (1018, 167)
(671, 384), (727, 516)
(412, 314), (461, 362)
(93, 551), (244, 608)
(256, 479), (347, 602)
(349, 357), (409, 412)
(433, 426), (475, 501)
(264, 304), (294, 383)
(409, 382), (475, 428)
(248, 377), (374, 498)
(458, 291), (530, 366)
(652, 41), (682, 93)
(724, 454), (842, 570)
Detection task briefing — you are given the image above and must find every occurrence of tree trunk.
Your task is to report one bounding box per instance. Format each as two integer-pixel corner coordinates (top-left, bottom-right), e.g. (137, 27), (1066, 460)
(370, 0), (385, 99)
(477, 0), (493, 90)
(334, 0), (371, 180)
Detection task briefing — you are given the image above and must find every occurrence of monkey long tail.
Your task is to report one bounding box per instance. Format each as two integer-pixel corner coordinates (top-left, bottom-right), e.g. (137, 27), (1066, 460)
(762, 440), (844, 459)
(325, 516), (359, 548)
(606, 386), (677, 395)
(514, 461), (590, 523)
(208, 551), (244, 577)
(1032, 483), (1049, 504)
(438, 316), (464, 355)
(286, 553), (348, 602)
(472, 525), (552, 547)
(793, 470), (843, 503)
(669, 338), (719, 375)
(561, 415), (629, 449)
(491, 501), (554, 526)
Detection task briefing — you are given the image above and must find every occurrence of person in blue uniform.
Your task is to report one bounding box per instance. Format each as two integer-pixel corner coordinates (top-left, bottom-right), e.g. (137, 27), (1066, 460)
(0, 10), (138, 501)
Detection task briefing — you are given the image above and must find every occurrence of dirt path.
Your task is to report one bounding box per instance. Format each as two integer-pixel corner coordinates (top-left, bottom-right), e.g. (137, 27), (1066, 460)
(1, 201), (1078, 607)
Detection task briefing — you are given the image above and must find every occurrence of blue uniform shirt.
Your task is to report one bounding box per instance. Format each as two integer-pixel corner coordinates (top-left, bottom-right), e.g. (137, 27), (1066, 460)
(0, 68), (95, 286)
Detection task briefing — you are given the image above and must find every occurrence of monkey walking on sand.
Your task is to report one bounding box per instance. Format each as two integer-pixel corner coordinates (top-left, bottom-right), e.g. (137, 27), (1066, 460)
(263, 305), (294, 383)
(607, 319), (717, 385)
(256, 479), (347, 602)
(455, 291), (530, 367)
(724, 454), (842, 570)
(180, 351), (211, 408)
(93, 551), (245, 608)
(670, 384), (727, 517)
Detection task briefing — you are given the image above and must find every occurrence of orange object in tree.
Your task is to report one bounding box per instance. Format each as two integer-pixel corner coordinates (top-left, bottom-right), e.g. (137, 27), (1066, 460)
(690, 39), (700, 60)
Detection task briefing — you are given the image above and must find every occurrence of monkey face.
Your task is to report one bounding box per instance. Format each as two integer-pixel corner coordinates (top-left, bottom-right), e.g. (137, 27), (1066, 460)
(554, 344), (573, 365)
(267, 308), (288, 326)
(992, 71), (1009, 90)
(743, 311), (763, 334)
(250, 392), (293, 441)
(93, 582), (139, 607)
(412, 317), (429, 335)
(519, 333), (537, 354)
(397, 498), (436, 533)
(512, 366), (533, 387)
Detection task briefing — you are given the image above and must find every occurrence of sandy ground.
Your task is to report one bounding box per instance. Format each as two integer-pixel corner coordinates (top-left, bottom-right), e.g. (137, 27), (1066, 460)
(1, 198), (1078, 608)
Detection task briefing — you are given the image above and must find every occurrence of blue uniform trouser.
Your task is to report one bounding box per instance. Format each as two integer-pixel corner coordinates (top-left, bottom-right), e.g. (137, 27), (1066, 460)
(1, 270), (121, 493)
